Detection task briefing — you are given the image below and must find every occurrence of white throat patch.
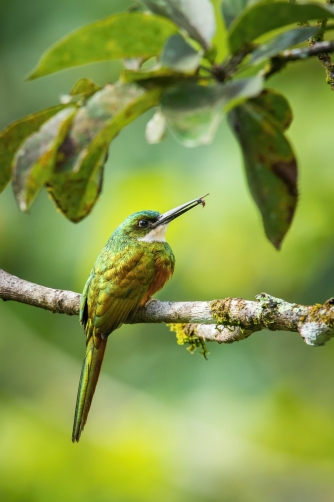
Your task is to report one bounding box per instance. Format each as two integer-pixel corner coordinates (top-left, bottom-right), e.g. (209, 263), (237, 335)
(138, 224), (168, 242)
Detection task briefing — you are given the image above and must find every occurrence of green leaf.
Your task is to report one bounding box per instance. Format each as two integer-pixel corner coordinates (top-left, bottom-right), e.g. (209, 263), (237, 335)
(221, 0), (260, 29)
(12, 108), (76, 212)
(249, 26), (319, 65)
(47, 83), (161, 222)
(143, 0), (216, 48)
(203, 45), (217, 64)
(251, 88), (293, 131)
(28, 12), (177, 79)
(161, 34), (202, 73)
(228, 92), (297, 249)
(60, 78), (102, 105)
(46, 143), (108, 224)
(70, 78), (101, 97)
(0, 105), (65, 195)
(121, 67), (184, 83)
(160, 76), (263, 146)
(229, 1), (334, 54)
(56, 83), (161, 172)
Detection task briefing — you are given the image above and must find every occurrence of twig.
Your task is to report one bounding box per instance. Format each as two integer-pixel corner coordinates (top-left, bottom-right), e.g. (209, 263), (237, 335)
(264, 40), (334, 79)
(281, 40), (334, 60)
(1, 269), (334, 347)
(308, 0), (334, 89)
(288, 0), (334, 88)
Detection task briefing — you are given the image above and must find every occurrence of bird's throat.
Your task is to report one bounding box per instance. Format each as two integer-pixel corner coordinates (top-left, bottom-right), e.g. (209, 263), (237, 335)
(138, 224), (168, 242)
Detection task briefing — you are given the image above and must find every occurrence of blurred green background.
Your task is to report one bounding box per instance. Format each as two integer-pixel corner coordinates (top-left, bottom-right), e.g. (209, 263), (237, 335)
(1, 1), (334, 501)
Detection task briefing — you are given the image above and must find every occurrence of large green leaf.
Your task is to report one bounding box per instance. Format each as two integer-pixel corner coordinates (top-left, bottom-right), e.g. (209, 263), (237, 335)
(221, 0), (261, 28)
(54, 83), (161, 172)
(28, 13), (177, 79)
(47, 83), (161, 222)
(229, 1), (334, 54)
(228, 90), (297, 249)
(0, 105), (65, 195)
(249, 26), (319, 65)
(143, 0), (216, 48)
(161, 76), (263, 146)
(161, 34), (202, 73)
(12, 108), (76, 212)
(251, 89), (293, 131)
(46, 143), (109, 224)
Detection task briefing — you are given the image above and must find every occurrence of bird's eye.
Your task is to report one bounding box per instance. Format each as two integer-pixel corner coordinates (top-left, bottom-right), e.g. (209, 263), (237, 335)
(138, 220), (148, 228)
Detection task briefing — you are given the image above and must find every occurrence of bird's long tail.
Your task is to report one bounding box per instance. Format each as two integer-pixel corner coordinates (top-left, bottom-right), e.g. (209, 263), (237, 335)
(72, 336), (108, 442)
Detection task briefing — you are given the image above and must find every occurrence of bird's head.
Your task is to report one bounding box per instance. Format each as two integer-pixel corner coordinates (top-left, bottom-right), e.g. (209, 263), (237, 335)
(117, 194), (208, 242)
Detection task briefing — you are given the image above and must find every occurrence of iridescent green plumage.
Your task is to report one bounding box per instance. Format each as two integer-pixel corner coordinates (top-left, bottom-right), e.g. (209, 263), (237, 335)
(72, 197), (207, 442)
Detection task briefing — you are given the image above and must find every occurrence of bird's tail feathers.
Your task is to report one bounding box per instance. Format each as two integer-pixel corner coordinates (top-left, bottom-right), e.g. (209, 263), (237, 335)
(72, 335), (108, 442)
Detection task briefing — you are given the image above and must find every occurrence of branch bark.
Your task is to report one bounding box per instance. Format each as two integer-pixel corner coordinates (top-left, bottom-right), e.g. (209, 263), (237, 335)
(1, 269), (334, 347)
(265, 40), (334, 79)
(281, 40), (334, 62)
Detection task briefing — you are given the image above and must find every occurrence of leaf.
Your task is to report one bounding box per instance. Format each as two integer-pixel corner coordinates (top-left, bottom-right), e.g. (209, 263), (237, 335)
(121, 67), (184, 83)
(222, 76), (264, 113)
(145, 109), (167, 143)
(161, 34), (202, 73)
(228, 91), (297, 249)
(143, 0), (216, 49)
(60, 78), (102, 105)
(0, 105), (65, 195)
(70, 78), (101, 97)
(221, 0), (260, 29)
(252, 88), (293, 131)
(249, 26), (319, 65)
(12, 108), (76, 212)
(122, 5), (147, 70)
(160, 76), (263, 146)
(56, 83), (161, 172)
(47, 83), (161, 222)
(28, 12), (177, 79)
(229, 1), (334, 54)
(46, 143), (108, 224)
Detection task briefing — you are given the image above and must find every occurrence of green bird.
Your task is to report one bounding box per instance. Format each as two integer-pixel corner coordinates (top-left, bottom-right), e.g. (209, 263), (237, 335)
(72, 195), (207, 442)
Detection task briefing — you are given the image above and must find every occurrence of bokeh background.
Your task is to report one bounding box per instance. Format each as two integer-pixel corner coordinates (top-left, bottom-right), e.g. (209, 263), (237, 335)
(1, 1), (334, 500)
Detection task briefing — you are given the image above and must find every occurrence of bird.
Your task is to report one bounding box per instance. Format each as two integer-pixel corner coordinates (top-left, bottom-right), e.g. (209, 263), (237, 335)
(72, 194), (208, 442)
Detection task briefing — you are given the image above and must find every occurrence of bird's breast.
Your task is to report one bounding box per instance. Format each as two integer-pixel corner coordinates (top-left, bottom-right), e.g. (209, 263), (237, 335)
(140, 244), (175, 305)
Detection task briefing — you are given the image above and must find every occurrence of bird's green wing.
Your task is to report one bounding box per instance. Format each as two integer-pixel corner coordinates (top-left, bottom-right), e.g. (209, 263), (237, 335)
(87, 246), (156, 337)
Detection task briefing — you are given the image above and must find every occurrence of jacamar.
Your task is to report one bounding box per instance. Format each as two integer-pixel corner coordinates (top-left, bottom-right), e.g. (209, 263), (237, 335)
(72, 195), (208, 442)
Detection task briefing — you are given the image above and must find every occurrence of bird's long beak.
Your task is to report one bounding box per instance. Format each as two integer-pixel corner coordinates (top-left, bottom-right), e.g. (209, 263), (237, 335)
(152, 194), (209, 228)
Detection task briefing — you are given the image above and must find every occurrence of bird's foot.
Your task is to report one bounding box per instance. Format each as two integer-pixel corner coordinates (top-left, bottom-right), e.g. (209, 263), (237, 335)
(144, 297), (158, 307)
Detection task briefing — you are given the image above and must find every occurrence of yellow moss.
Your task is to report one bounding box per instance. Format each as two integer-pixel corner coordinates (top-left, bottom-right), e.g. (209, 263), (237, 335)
(167, 323), (209, 359)
(210, 299), (230, 325)
(306, 303), (334, 328)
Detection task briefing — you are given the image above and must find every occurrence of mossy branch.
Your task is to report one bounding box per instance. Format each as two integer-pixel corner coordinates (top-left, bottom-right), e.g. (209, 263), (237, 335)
(1, 269), (334, 347)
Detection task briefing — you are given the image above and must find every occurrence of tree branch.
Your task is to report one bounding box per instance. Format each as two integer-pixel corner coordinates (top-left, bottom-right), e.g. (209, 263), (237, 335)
(288, 39), (334, 58)
(265, 40), (334, 79)
(1, 269), (334, 347)
(285, 0), (334, 88)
